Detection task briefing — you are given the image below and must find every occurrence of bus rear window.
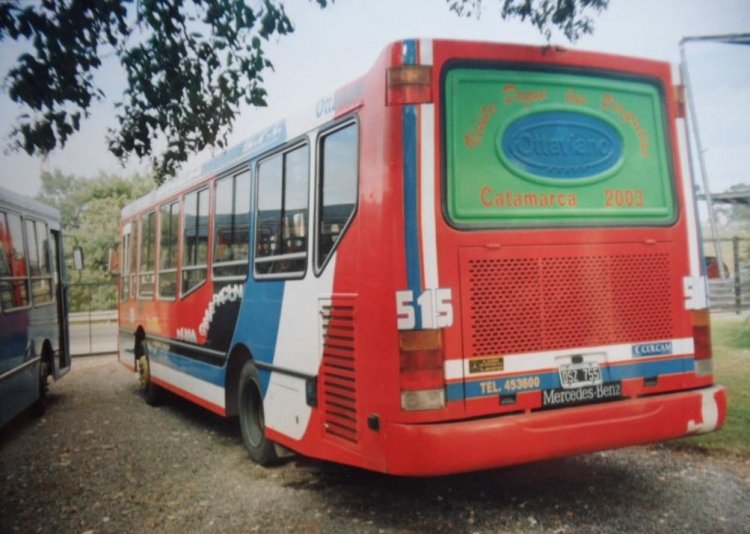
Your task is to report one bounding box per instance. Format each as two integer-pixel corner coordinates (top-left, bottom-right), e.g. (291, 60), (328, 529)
(443, 67), (676, 228)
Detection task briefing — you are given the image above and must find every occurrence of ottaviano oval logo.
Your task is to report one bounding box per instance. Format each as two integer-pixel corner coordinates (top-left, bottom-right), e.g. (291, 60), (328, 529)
(499, 110), (623, 182)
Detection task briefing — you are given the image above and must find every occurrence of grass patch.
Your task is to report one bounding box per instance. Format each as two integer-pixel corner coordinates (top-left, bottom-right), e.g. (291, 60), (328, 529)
(669, 314), (750, 456)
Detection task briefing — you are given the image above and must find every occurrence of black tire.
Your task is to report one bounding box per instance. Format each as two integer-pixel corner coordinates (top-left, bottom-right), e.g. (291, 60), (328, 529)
(137, 345), (164, 406)
(32, 359), (49, 417)
(238, 361), (277, 465)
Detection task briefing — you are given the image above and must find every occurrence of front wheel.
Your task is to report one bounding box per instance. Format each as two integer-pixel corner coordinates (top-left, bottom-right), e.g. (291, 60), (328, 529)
(238, 361), (277, 465)
(32, 359), (50, 417)
(137, 347), (164, 406)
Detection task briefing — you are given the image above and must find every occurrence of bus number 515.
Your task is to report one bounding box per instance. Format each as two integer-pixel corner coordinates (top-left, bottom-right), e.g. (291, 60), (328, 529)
(396, 288), (453, 330)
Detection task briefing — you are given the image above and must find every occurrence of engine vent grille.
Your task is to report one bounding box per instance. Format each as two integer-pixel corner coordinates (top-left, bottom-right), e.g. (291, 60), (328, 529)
(462, 248), (674, 357)
(319, 296), (357, 445)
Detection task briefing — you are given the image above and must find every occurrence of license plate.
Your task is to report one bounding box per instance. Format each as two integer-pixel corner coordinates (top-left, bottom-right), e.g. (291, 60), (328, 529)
(558, 361), (603, 389)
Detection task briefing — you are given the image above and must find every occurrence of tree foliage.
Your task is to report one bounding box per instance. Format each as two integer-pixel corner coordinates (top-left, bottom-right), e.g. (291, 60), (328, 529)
(2, 0), (606, 184)
(1, 0), (327, 183)
(37, 170), (154, 311)
(447, 0), (609, 42)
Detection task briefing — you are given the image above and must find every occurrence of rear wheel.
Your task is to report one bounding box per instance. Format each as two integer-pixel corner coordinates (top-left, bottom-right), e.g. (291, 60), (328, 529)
(238, 361), (277, 465)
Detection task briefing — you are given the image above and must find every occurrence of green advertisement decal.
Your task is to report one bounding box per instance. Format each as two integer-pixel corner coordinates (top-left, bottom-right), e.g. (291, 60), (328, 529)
(445, 68), (675, 227)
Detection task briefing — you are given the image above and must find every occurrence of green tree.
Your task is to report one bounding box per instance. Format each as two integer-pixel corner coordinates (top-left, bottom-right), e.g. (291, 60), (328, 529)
(448, 0), (608, 41)
(37, 171), (154, 311)
(2, 0), (608, 183)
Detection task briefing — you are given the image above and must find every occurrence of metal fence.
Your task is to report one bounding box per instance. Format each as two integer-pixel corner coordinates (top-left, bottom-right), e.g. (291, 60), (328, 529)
(68, 282), (118, 356)
(704, 236), (750, 313)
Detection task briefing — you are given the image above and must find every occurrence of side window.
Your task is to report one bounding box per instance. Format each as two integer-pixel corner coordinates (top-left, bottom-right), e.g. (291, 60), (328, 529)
(127, 221), (138, 300)
(317, 122), (358, 271)
(25, 219), (53, 305)
(38, 221), (53, 304)
(158, 201), (179, 298)
(138, 210), (157, 298)
(182, 187), (209, 295)
(214, 170), (250, 280)
(120, 223), (133, 302)
(25, 219), (39, 276)
(0, 211), (30, 309)
(255, 144), (309, 277)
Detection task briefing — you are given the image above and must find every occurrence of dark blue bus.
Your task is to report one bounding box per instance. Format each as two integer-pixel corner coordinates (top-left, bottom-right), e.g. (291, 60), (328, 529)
(1, 187), (70, 427)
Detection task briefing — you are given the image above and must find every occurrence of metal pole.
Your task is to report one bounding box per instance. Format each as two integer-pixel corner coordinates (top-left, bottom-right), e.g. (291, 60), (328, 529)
(680, 39), (728, 279)
(734, 237), (741, 314)
(88, 284), (93, 353)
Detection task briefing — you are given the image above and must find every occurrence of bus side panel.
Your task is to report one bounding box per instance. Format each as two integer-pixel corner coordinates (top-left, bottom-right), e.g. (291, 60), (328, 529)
(242, 267), (337, 441)
(0, 311), (40, 427)
(0, 306), (61, 427)
(117, 262), (237, 417)
(0, 363), (41, 428)
(278, 44), (412, 470)
(257, 46), (403, 470)
(118, 284), (216, 369)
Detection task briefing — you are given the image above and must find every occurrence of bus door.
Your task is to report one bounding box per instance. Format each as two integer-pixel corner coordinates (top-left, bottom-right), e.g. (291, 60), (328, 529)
(51, 229), (70, 376)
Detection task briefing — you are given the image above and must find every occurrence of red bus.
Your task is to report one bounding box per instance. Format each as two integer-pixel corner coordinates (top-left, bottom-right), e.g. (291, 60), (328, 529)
(117, 39), (726, 475)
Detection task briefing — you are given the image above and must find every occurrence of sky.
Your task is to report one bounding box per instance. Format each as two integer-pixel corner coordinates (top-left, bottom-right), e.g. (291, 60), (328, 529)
(0, 0), (748, 199)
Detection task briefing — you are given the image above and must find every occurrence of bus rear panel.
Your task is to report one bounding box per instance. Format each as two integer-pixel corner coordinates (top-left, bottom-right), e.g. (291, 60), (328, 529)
(380, 40), (724, 474)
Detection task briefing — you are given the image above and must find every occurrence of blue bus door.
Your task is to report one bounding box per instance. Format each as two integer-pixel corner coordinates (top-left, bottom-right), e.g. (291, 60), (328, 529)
(51, 229), (70, 377)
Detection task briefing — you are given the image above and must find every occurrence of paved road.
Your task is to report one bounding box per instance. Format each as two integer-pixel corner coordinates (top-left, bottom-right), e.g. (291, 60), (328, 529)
(1, 355), (749, 533)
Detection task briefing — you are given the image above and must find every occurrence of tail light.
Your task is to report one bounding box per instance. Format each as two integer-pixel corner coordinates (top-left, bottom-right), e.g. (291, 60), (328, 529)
(387, 65), (433, 105)
(692, 309), (713, 376)
(399, 329), (445, 411)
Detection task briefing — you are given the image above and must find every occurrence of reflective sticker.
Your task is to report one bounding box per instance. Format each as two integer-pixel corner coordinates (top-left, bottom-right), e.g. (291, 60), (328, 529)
(684, 276), (708, 310)
(469, 356), (505, 374)
(632, 341), (673, 357)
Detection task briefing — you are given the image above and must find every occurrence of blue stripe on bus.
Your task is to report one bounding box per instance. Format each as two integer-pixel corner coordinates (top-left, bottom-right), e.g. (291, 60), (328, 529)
(148, 343), (225, 387)
(226, 173), (285, 397)
(402, 103), (423, 328)
(232, 279), (286, 395)
(401, 39), (423, 328)
(402, 39), (417, 64)
(446, 357), (695, 402)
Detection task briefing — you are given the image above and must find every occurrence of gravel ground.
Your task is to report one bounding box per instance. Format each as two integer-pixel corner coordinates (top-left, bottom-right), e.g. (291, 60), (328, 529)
(1, 355), (749, 533)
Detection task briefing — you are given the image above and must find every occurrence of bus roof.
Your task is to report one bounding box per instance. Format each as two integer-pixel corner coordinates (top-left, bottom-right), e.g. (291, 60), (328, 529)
(120, 37), (674, 220)
(121, 74), (366, 220)
(0, 186), (60, 222)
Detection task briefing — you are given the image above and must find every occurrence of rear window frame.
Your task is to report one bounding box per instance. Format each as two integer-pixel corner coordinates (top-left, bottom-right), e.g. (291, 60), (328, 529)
(439, 60), (680, 231)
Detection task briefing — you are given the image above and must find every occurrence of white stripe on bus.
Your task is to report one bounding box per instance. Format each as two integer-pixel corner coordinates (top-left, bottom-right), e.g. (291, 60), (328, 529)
(443, 337), (695, 380)
(150, 360), (225, 408)
(418, 39), (439, 289)
(420, 103), (439, 289)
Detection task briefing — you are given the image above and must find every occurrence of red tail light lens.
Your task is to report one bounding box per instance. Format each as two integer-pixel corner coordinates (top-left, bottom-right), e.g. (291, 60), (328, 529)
(400, 350), (443, 390)
(692, 310), (712, 360)
(399, 329), (445, 410)
(692, 310), (714, 377)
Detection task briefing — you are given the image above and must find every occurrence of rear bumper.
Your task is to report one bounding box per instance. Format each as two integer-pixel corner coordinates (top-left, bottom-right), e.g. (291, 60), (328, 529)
(384, 385), (726, 476)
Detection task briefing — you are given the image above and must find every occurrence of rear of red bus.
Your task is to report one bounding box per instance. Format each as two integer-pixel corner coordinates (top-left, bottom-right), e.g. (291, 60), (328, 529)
(360, 40), (725, 476)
